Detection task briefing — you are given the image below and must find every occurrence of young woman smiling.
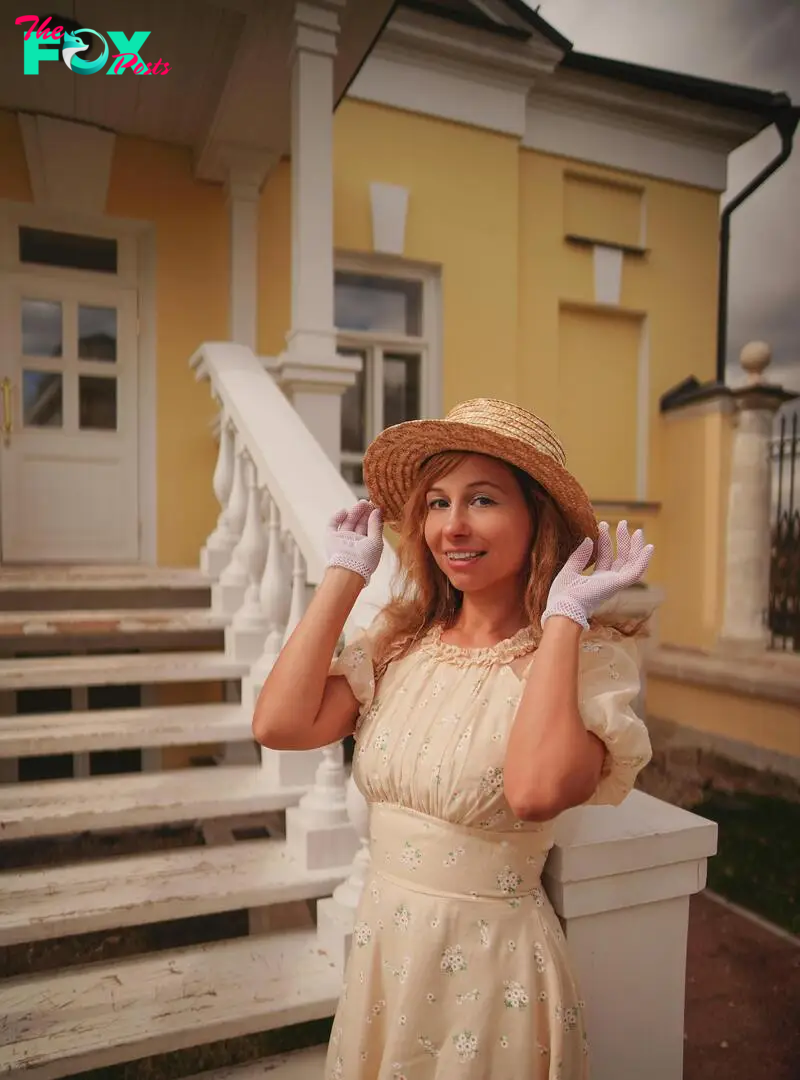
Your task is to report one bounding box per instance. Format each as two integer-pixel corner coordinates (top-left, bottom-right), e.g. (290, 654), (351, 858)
(253, 397), (654, 1079)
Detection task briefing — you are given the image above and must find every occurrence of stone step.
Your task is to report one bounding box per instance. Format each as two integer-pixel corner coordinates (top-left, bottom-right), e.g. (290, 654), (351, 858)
(187, 1046), (327, 1080)
(0, 703), (252, 758)
(0, 565), (211, 613)
(0, 650), (246, 692)
(0, 836), (347, 946)
(0, 607), (225, 653)
(0, 928), (340, 1080)
(0, 768), (305, 841)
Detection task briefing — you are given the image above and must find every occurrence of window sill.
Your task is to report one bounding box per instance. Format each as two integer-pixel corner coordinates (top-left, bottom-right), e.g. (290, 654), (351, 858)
(565, 234), (649, 257)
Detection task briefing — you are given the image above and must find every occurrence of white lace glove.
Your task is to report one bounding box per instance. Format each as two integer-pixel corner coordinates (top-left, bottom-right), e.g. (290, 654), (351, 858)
(325, 500), (384, 585)
(542, 520), (654, 630)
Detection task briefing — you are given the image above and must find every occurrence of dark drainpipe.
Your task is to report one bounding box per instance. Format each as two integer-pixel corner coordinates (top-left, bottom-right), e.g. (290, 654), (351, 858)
(716, 106), (799, 384)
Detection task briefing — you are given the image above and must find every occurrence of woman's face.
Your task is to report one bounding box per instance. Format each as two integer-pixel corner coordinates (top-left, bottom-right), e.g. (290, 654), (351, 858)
(423, 453), (535, 598)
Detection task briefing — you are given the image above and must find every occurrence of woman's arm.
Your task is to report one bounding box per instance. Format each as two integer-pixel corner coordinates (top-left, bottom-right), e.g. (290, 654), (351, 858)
(504, 617), (604, 821)
(252, 567), (364, 751)
(504, 521), (653, 821)
(252, 500), (384, 752)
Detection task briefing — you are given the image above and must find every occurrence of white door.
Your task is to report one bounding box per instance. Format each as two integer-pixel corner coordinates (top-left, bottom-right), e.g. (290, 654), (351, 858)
(0, 276), (139, 562)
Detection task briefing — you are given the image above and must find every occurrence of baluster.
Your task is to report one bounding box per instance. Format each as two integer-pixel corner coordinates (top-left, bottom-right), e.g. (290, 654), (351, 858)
(282, 539), (307, 646)
(212, 441), (249, 615)
(201, 412), (237, 579)
(226, 456), (269, 661)
(251, 505), (321, 791)
(317, 775), (371, 971)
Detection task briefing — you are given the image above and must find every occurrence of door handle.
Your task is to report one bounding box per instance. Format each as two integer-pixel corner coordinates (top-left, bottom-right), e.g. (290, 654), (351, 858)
(1, 377), (12, 447)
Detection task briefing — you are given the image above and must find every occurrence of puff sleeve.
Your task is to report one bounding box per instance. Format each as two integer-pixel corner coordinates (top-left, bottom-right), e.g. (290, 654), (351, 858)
(578, 633), (652, 806)
(328, 621), (379, 717)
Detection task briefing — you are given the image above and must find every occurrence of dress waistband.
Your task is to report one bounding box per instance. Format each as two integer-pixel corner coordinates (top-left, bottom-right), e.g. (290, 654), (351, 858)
(369, 803), (550, 901)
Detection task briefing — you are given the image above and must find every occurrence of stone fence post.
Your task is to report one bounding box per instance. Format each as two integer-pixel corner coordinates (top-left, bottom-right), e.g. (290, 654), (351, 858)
(720, 342), (796, 648)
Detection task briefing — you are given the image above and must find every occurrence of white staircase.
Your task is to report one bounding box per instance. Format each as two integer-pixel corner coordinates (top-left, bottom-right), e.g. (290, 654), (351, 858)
(0, 565), (348, 1079)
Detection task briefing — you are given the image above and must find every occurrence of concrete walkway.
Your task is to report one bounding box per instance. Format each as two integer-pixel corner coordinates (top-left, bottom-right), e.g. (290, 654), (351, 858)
(684, 892), (800, 1079)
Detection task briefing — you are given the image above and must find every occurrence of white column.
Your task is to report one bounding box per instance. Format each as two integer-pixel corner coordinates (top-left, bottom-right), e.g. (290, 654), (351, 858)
(720, 342), (793, 648)
(274, 0), (360, 466)
(226, 170), (260, 352)
(543, 790), (717, 1080)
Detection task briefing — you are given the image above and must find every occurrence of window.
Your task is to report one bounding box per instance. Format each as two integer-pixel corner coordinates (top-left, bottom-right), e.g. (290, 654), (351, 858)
(335, 267), (437, 491)
(19, 227), (118, 274)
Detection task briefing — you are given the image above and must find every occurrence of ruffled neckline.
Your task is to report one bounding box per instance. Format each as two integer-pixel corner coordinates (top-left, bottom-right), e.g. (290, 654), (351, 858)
(420, 622), (539, 666)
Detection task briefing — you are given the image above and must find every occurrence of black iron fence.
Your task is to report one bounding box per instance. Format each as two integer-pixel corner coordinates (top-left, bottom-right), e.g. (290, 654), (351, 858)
(768, 408), (799, 651)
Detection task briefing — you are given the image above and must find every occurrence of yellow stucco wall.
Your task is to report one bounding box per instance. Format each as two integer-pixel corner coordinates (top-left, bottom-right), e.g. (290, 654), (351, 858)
(257, 159), (291, 357)
(106, 136), (227, 566)
(333, 99), (520, 405)
(648, 676), (800, 760)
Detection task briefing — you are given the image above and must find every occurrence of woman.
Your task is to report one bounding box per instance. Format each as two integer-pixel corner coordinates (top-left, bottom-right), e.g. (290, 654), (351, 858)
(253, 398), (654, 1079)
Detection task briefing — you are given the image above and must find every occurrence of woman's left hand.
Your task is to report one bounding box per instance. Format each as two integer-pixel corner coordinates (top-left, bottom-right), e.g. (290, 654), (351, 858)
(542, 520), (654, 629)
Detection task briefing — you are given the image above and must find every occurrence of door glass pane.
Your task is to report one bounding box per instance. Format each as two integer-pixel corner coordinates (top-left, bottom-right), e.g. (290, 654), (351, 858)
(22, 299), (62, 357)
(383, 353), (421, 429)
(335, 273), (422, 336)
(339, 349), (366, 453)
(19, 227), (118, 274)
(79, 305), (117, 362)
(79, 376), (117, 431)
(23, 370), (63, 427)
(342, 461), (364, 486)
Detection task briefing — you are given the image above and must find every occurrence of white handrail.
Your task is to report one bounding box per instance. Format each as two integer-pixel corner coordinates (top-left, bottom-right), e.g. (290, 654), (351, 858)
(190, 341), (396, 632)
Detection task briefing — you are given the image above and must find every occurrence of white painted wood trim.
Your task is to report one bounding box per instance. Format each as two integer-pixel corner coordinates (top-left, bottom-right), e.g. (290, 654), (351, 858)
(524, 95), (731, 191)
(0, 200), (157, 564)
(137, 226), (157, 563)
(592, 246), (623, 306)
(369, 182), (409, 257)
(349, 49), (529, 137)
(636, 317), (650, 500)
(0, 650), (246, 692)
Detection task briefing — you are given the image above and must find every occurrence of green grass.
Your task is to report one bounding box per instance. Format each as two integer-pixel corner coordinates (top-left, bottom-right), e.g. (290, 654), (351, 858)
(694, 790), (800, 936)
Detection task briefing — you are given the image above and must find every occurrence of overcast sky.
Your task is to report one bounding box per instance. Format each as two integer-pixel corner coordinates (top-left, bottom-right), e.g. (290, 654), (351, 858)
(534, 0), (800, 394)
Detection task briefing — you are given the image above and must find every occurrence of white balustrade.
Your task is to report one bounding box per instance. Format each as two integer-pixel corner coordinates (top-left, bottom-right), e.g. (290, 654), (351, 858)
(212, 442), (250, 615)
(201, 413), (237, 579)
(226, 456), (270, 662)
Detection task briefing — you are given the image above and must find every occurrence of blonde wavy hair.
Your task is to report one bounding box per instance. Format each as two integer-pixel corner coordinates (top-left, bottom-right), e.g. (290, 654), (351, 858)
(370, 451), (643, 680)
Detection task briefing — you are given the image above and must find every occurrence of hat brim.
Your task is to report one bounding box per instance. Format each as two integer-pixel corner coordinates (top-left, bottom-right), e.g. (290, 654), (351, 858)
(362, 418), (598, 546)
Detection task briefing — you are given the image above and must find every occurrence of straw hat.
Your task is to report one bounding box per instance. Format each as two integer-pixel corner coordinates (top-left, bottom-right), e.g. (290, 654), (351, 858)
(363, 398), (598, 545)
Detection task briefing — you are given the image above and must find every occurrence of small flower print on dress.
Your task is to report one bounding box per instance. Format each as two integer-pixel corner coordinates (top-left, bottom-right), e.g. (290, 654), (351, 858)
(504, 980), (529, 1008)
(443, 846), (465, 866)
(453, 1031), (479, 1062)
(480, 765), (504, 795)
(456, 988), (481, 1004)
(496, 866), (522, 894)
(393, 903), (411, 930)
(426, 992), (436, 1003)
(373, 730), (390, 752)
(353, 922), (372, 948)
(500, 1035), (509, 1049)
(608, 663), (621, 680)
(534, 943), (546, 973)
(581, 641), (601, 653)
(418, 1036), (439, 1058)
(440, 944), (468, 974)
(477, 919), (490, 946)
(531, 885), (546, 907)
(399, 841), (422, 869)
(556, 1004), (579, 1032)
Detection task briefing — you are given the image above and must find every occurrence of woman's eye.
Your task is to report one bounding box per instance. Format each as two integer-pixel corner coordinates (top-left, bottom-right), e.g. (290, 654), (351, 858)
(473, 495), (495, 507)
(427, 498), (447, 510)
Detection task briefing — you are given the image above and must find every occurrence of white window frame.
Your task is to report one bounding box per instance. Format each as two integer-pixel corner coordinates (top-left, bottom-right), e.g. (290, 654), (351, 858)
(334, 253), (442, 495)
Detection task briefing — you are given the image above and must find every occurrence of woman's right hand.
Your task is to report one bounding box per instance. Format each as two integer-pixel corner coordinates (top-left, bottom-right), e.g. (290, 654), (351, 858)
(325, 500), (384, 584)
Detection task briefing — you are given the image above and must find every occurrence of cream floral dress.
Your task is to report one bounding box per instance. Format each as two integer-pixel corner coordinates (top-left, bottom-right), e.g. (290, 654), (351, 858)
(325, 621), (652, 1080)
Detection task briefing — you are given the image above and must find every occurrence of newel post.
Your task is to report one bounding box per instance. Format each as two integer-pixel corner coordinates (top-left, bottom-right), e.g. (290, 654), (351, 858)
(720, 342), (795, 648)
(543, 791), (717, 1080)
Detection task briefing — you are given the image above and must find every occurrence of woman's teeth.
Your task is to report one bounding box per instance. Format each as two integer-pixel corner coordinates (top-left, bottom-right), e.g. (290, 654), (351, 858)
(446, 552), (484, 562)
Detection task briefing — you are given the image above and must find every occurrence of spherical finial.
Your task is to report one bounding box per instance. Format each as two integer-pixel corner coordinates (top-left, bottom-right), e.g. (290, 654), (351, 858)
(740, 341), (771, 384)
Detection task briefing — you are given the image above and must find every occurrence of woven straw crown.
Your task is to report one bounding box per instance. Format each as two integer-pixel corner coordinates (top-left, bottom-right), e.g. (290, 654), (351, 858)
(362, 397), (598, 545)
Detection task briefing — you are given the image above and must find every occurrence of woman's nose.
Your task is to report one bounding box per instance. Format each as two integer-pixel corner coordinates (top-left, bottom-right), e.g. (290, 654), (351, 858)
(443, 504), (470, 537)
